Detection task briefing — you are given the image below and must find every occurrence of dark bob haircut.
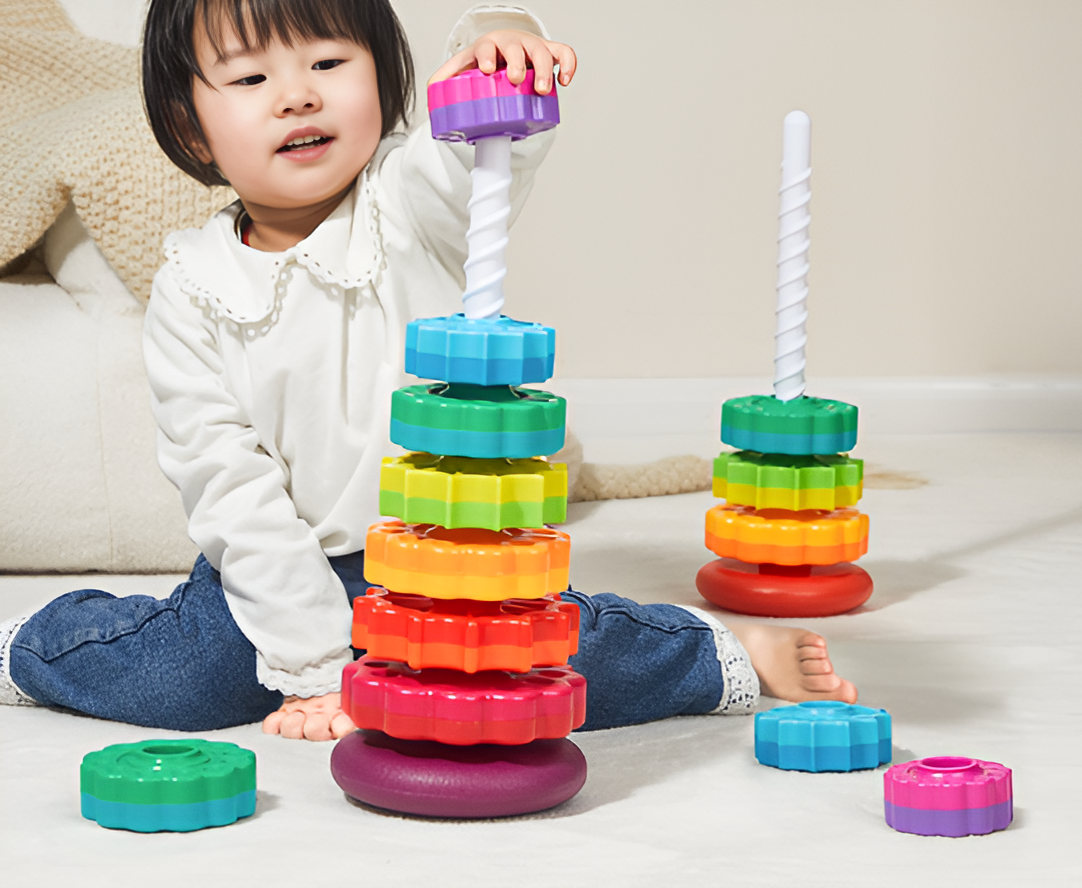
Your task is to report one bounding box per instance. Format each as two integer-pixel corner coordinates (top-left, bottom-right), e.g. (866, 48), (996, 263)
(142, 0), (414, 187)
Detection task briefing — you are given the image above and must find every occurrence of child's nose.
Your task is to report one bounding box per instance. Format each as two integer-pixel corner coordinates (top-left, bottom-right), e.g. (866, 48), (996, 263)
(276, 83), (322, 116)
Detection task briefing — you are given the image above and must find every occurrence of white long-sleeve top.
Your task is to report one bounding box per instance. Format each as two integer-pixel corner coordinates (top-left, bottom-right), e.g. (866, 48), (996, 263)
(143, 6), (554, 697)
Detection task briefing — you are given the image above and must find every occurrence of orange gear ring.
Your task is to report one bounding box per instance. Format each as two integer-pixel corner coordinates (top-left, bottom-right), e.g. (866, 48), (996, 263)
(704, 504), (869, 565)
(363, 521), (570, 601)
(352, 589), (579, 673)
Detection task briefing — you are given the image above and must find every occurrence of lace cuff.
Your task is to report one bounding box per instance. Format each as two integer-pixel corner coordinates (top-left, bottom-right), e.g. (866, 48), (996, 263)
(676, 605), (760, 715)
(0, 614), (39, 706)
(255, 647), (354, 698)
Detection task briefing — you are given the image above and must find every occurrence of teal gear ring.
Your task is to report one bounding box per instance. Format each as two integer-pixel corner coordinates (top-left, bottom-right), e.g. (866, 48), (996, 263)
(405, 314), (556, 386)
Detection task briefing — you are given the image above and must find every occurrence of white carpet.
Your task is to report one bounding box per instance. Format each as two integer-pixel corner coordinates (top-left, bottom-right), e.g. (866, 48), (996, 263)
(1, 432), (1079, 887)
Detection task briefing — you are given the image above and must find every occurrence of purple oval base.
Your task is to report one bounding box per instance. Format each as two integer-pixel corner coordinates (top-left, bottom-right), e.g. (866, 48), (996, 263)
(330, 730), (587, 819)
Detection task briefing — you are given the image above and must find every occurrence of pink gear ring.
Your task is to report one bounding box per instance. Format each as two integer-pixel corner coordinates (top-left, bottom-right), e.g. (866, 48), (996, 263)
(428, 68), (559, 143)
(330, 730), (587, 819)
(884, 757), (1013, 837)
(341, 660), (586, 746)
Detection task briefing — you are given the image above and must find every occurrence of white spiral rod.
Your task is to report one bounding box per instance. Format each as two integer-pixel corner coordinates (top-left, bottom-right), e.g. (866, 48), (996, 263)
(463, 135), (512, 319)
(774, 110), (811, 402)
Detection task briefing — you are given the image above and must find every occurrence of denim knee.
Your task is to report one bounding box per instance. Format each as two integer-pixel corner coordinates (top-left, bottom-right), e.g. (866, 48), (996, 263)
(562, 590), (724, 731)
(10, 556), (282, 731)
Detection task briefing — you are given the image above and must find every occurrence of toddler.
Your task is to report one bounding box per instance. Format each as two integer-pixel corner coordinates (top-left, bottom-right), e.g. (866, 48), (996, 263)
(0, 0), (856, 740)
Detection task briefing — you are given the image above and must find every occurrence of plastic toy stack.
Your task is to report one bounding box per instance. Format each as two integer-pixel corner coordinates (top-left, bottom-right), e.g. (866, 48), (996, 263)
(330, 67), (588, 818)
(696, 111), (873, 618)
(697, 393), (872, 616)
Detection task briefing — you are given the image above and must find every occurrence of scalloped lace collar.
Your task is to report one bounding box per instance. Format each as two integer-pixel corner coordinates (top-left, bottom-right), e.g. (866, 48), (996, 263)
(162, 170), (384, 330)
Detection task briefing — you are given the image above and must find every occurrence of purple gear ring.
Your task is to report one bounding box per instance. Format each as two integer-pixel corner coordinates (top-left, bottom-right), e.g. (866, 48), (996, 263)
(330, 730), (587, 818)
(428, 68), (559, 142)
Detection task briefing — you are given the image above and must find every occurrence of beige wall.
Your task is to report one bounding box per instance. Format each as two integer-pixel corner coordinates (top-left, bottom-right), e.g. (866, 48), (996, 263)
(396, 0), (1082, 379)
(72, 0), (1082, 378)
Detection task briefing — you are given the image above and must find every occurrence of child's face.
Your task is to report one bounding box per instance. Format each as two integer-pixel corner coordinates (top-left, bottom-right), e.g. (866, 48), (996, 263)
(191, 20), (383, 212)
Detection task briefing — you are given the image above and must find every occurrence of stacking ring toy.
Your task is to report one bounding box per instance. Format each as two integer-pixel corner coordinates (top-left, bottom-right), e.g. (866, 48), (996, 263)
(428, 67), (560, 143)
(352, 588), (579, 673)
(331, 730), (586, 818)
(405, 314), (556, 386)
(80, 740), (255, 832)
(884, 757), (1013, 837)
(379, 453), (567, 530)
(704, 504), (869, 565)
(721, 395), (858, 455)
(390, 383), (566, 459)
(342, 660), (586, 745)
(364, 521), (569, 601)
(696, 557), (872, 617)
(713, 451), (863, 511)
(755, 701), (891, 772)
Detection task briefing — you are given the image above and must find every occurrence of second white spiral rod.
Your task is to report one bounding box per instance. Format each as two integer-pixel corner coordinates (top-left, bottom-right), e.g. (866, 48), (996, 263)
(774, 110), (811, 402)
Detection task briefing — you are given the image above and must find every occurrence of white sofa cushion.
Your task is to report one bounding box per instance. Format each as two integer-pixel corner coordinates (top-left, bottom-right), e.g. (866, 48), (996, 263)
(0, 203), (195, 572)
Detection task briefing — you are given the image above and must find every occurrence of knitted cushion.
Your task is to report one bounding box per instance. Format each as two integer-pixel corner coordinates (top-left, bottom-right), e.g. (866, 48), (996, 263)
(0, 0), (235, 301)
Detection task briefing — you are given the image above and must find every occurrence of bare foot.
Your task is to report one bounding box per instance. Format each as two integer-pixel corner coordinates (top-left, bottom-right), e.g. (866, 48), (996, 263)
(728, 623), (858, 703)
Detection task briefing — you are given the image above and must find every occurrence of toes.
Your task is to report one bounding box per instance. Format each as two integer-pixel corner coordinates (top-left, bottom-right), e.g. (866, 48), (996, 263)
(836, 678), (858, 703)
(798, 675), (858, 703)
(799, 656), (834, 676)
(796, 632), (827, 649)
(801, 673), (843, 693)
(797, 643), (830, 662)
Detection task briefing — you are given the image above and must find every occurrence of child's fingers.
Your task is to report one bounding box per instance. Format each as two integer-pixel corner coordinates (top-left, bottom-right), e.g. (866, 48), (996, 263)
(551, 43), (577, 85)
(428, 32), (577, 92)
(473, 37), (500, 75)
(492, 36), (527, 84)
(428, 48), (478, 86)
(261, 709), (285, 734)
(302, 713), (334, 742)
(278, 709), (308, 740)
(330, 710), (356, 739)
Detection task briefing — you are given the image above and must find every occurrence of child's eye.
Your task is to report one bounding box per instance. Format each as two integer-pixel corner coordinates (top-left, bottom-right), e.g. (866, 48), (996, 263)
(313, 59), (343, 71)
(232, 74), (266, 86)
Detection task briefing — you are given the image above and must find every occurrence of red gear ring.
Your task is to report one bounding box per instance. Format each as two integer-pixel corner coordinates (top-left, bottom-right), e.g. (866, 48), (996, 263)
(341, 660), (586, 746)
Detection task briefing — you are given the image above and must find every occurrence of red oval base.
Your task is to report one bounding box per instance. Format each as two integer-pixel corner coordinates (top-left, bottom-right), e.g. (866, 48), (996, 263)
(330, 730), (587, 819)
(696, 558), (873, 617)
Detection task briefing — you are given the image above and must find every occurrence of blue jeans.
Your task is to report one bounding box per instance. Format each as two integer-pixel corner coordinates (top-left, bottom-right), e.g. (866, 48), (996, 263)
(9, 552), (724, 732)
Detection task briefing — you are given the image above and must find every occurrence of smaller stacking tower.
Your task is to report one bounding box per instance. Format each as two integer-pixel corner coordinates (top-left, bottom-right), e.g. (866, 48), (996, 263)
(331, 68), (588, 818)
(695, 112), (873, 618)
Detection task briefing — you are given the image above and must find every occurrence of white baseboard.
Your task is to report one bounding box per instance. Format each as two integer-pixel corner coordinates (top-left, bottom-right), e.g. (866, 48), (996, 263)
(544, 375), (1082, 464)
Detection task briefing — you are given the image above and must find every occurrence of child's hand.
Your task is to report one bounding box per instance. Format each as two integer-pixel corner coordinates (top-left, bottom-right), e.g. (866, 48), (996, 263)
(262, 692), (355, 741)
(429, 29), (577, 95)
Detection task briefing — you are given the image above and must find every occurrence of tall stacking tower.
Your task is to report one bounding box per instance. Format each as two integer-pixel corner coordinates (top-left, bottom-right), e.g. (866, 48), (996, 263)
(330, 68), (588, 818)
(696, 112), (873, 618)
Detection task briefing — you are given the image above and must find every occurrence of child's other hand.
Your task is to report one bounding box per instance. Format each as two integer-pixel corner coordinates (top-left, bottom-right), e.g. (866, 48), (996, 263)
(262, 693), (355, 741)
(429, 30), (577, 95)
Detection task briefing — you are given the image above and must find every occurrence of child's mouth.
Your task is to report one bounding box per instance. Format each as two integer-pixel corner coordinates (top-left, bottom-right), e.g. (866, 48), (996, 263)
(278, 135), (332, 153)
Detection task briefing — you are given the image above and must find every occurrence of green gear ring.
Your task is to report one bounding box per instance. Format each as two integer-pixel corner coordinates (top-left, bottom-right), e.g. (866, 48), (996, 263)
(390, 383), (566, 459)
(721, 395), (858, 455)
(80, 739), (256, 832)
